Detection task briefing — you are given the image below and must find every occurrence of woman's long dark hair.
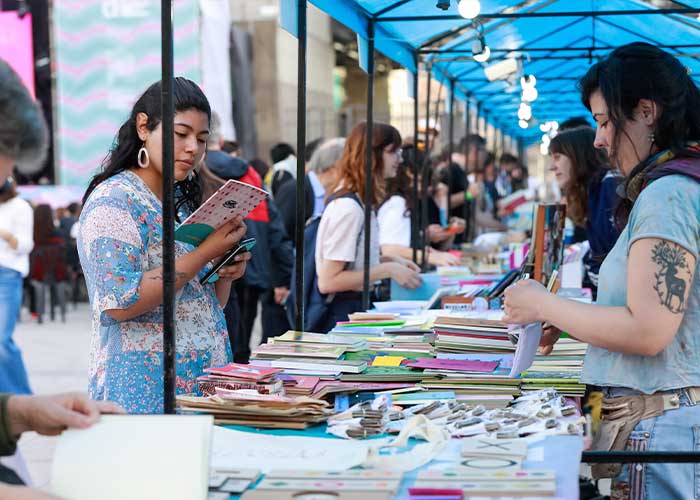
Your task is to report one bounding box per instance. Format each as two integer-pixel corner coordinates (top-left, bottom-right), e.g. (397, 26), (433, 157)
(83, 77), (211, 220)
(549, 127), (610, 226)
(34, 204), (56, 245)
(579, 42), (700, 225)
(383, 145), (425, 215)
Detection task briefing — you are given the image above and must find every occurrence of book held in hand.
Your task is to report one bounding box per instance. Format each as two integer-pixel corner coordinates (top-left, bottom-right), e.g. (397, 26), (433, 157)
(176, 179), (267, 246)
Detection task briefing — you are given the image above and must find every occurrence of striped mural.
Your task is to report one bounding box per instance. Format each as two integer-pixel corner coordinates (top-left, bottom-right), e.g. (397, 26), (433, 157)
(53, 0), (201, 187)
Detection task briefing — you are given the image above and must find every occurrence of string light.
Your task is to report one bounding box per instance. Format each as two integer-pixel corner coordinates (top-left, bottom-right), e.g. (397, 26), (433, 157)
(473, 45), (490, 62)
(458, 0), (481, 19)
(518, 120), (529, 129)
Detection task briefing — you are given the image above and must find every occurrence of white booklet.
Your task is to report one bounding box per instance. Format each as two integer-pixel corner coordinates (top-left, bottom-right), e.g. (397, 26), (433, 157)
(175, 179), (267, 246)
(509, 322), (543, 377)
(51, 415), (213, 500)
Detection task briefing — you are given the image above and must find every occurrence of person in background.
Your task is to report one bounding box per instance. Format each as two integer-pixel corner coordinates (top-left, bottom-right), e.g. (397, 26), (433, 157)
(440, 135), (487, 243)
(316, 122), (421, 332)
(249, 158), (271, 191)
(202, 115), (293, 361)
(508, 162), (529, 192)
(270, 142), (297, 196)
(558, 116), (591, 131)
(0, 178), (33, 394)
(222, 139), (240, 157)
(482, 153), (502, 218)
(496, 153), (519, 196)
(504, 42), (700, 500)
(378, 158), (460, 268)
(472, 153), (507, 234)
(79, 78), (249, 413)
(276, 138), (344, 244)
(549, 127), (620, 293)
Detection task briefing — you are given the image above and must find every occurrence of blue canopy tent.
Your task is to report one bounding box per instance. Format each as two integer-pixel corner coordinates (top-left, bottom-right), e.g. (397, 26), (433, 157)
(270, 0), (700, 466)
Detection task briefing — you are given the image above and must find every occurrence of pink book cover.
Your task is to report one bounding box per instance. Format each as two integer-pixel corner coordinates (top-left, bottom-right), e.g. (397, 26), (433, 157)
(175, 179), (267, 246)
(204, 363), (281, 381)
(287, 376), (321, 391)
(405, 358), (499, 372)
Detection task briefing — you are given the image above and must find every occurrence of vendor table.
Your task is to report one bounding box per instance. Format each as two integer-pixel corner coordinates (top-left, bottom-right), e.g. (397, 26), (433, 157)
(220, 425), (583, 500)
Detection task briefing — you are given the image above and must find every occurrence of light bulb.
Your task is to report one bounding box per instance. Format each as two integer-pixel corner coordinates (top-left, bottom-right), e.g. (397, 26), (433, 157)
(473, 45), (490, 63)
(542, 134), (551, 144)
(540, 143), (549, 155)
(551, 121), (559, 131)
(540, 123), (550, 132)
(517, 102), (532, 121)
(519, 119), (529, 129)
(522, 86), (538, 102)
(458, 0), (481, 19)
(520, 74), (536, 88)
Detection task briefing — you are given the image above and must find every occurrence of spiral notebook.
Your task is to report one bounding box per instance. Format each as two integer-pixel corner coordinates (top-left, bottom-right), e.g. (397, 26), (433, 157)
(175, 179), (267, 246)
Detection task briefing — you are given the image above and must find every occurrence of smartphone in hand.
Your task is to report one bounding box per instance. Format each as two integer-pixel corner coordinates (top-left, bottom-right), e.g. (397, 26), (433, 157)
(200, 237), (256, 285)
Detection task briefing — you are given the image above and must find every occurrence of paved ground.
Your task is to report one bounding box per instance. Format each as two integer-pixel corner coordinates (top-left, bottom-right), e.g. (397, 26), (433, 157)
(12, 301), (263, 488)
(14, 303), (92, 488)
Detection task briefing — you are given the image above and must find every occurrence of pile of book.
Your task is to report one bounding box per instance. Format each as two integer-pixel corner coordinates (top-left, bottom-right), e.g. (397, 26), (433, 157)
(177, 390), (333, 429)
(197, 363), (283, 396)
(433, 313), (515, 354)
(520, 336), (588, 396)
(250, 332), (367, 378)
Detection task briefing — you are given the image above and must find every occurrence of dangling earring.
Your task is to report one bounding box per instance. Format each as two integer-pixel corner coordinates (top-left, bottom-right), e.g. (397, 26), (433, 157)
(137, 143), (150, 168)
(649, 131), (656, 145)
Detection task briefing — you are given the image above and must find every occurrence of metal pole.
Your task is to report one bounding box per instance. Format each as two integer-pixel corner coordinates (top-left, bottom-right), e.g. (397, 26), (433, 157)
(379, 8), (700, 21)
(161, 0), (176, 414)
(582, 451), (700, 463)
(463, 98), (470, 242)
(421, 62), (432, 272)
(411, 54), (419, 264)
(362, 20), (375, 311)
(294, 0), (307, 331)
(447, 79), (455, 222)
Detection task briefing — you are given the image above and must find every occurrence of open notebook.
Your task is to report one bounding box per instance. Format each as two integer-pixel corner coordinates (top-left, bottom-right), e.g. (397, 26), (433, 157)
(51, 415), (213, 500)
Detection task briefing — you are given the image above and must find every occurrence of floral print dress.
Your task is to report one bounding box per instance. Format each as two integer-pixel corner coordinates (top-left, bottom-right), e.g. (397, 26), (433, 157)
(78, 170), (231, 413)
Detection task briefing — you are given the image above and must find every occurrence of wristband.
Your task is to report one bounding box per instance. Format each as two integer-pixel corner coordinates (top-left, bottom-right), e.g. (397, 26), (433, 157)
(465, 191), (473, 201)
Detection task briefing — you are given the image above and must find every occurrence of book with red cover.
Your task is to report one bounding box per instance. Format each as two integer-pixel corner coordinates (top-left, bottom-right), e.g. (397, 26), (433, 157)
(197, 376), (284, 396)
(204, 363), (282, 382)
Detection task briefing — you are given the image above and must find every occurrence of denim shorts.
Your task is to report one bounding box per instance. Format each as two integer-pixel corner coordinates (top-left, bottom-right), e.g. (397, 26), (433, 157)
(604, 387), (700, 500)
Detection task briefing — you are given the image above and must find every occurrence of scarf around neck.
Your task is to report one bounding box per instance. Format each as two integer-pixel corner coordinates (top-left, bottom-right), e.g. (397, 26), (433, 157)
(619, 142), (700, 203)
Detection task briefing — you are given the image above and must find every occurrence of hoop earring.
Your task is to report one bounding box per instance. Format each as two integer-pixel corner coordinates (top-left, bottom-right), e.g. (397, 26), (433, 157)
(137, 144), (150, 168)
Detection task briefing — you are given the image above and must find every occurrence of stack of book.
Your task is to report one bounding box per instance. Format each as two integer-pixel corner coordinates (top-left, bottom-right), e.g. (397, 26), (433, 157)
(197, 363), (284, 396)
(433, 313), (515, 354)
(177, 390), (333, 429)
(418, 353), (521, 407)
(521, 336), (588, 396)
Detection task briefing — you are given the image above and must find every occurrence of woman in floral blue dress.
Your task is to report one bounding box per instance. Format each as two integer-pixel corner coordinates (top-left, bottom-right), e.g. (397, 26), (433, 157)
(78, 78), (248, 413)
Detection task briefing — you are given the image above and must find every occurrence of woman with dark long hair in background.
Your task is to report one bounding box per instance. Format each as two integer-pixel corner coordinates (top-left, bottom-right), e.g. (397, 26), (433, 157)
(549, 127), (620, 293)
(79, 78), (249, 413)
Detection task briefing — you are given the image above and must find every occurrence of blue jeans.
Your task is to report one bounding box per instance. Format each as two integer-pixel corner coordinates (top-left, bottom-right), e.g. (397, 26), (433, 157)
(0, 267), (31, 394)
(605, 387), (700, 500)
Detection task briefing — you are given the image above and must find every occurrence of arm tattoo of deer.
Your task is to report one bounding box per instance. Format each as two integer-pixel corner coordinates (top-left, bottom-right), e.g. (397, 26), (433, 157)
(651, 240), (691, 314)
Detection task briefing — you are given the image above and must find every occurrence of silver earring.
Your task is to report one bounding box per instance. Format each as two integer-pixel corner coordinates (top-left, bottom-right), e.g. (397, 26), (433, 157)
(649, 132), (655, 144)
(137, 143), (150, 168)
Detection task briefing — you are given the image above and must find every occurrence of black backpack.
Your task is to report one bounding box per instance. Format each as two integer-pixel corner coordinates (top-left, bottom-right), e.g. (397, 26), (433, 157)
(286, 192), (362, 332)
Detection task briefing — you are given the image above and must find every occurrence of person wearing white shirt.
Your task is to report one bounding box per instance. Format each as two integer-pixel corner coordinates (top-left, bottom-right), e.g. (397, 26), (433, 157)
(0, 178), (34, 394)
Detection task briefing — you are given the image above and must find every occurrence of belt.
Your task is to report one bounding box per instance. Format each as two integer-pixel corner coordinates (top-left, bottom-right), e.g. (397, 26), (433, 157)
(590, 386), (700, 479)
